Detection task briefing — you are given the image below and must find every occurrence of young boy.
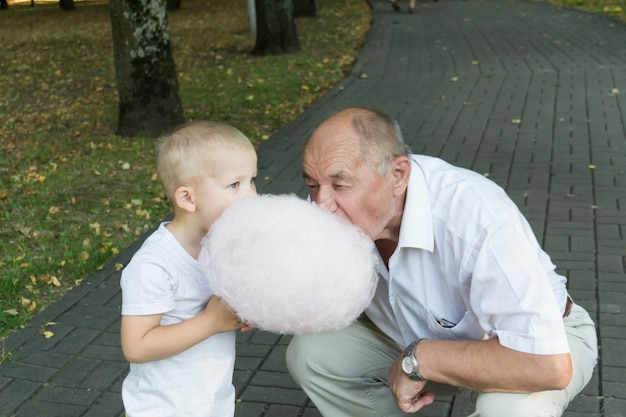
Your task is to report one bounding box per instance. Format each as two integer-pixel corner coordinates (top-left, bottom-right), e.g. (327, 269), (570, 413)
(120, 121), (258, 417)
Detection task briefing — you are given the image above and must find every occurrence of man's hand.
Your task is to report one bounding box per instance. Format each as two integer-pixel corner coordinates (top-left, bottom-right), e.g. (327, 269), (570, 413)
(388, 352), (435, 413)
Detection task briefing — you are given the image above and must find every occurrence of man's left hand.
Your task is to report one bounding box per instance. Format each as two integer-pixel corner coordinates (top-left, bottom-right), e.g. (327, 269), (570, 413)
(388, 354), (435, 413)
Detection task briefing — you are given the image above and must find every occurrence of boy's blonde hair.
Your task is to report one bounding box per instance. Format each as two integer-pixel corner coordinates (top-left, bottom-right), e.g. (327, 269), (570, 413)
(157, 121), (254, 200)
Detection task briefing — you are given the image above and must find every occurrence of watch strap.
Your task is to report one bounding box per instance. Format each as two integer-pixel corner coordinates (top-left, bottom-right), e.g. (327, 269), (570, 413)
(403, 338), (426, 381)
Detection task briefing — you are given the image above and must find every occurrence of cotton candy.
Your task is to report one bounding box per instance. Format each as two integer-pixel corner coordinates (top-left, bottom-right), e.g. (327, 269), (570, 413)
(199, 194), (378, 335)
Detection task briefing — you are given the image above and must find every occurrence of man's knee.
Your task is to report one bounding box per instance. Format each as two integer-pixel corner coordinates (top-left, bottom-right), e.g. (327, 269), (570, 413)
(286, 334), (315, 386)
(286, 332), (353, 385)
(474, 390), (567, 417)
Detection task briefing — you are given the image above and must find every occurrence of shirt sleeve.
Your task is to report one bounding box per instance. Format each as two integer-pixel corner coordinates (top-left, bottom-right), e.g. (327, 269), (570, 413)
(121, 254), (177, 316)
(468, 213), (570, 355)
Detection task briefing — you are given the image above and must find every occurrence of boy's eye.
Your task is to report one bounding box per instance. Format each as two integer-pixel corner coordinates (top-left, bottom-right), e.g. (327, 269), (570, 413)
(229, 182), (240, 189)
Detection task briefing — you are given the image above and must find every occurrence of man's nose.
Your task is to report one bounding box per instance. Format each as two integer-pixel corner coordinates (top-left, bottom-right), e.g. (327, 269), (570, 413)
(315, 188), (338, 213)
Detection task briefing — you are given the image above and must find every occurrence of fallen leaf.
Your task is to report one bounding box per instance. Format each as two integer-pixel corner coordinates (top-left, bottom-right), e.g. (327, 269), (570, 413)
(512, 119), (522, 124)
(612, 88), (620, 94)
(43, 331), (55, 339)
(450, 76), (459, 82)
(90, 222), (101, 235)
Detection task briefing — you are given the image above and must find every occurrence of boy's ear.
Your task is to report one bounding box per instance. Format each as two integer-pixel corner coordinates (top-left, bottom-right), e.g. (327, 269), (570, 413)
(391, 155), (411, 198)
(172, 186), (196, 213)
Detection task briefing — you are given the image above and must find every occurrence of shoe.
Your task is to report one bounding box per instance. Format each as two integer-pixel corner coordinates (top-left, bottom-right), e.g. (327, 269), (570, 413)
(392, 2), (400, 11)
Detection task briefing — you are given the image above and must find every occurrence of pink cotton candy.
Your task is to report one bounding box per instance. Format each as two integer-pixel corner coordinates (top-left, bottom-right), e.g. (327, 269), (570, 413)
(199, 194), (378, 335)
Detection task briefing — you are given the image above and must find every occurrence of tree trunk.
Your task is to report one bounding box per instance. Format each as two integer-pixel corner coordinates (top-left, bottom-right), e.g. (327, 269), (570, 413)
(293, 0), (316, 18)
(59, 0), (75, 11)
(166, 0), (181, 11)
(252, 0), (300, 56)
(109, 0), (185, 138)
(1, 0), (9, 10)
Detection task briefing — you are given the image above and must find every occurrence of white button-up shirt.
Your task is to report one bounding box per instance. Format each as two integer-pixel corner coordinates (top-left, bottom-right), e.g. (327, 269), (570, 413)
(366, 155), (570, 355)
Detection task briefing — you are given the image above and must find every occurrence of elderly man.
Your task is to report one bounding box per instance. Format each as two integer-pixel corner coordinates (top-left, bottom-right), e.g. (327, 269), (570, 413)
(286, 107), (597, 417)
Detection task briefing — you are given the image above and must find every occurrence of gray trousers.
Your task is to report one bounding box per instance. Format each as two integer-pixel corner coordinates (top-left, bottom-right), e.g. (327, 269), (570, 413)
(286, 303), (597, 417)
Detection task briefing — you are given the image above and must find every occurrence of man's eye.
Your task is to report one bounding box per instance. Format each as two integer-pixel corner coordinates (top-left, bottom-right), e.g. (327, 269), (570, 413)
(229, 182), (240, 189)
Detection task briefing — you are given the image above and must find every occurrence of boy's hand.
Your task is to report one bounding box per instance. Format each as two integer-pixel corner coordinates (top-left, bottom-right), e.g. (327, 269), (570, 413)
(204, 296), (252, 333)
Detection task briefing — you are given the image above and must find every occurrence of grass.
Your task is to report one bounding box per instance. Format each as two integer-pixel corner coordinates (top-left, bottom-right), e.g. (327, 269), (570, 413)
(545, 0), (626, 21)
(0, 0), (372, 341)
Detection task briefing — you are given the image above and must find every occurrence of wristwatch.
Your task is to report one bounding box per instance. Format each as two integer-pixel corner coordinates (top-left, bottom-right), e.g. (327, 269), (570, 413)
(401, 339), (426, 381)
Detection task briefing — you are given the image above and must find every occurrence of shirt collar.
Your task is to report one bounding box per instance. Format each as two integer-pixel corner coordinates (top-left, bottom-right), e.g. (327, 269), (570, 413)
(398, 157), (434, 251)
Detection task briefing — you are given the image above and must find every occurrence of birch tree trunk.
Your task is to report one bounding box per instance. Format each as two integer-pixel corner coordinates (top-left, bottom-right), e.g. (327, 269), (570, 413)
(109, 0), (185, 138)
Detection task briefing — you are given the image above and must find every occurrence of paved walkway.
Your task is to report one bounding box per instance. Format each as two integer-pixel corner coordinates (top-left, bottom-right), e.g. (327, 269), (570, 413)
(2, 0), (626, 415)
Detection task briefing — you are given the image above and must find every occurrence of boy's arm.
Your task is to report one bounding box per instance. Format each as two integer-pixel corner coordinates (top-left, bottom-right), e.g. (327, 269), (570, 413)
(121, 296), (247, 363)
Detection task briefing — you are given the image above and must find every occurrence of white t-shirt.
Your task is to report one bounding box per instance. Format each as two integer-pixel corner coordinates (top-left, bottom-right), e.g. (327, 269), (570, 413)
(366, 155), (570, 355)
(121, 223), (236, 417)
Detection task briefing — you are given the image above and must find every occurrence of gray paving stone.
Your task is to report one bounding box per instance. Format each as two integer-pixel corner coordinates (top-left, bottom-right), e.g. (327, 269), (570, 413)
(603, 397), (626, 417)
(0, 379), (40, 416)
(13, 401), (87, 417)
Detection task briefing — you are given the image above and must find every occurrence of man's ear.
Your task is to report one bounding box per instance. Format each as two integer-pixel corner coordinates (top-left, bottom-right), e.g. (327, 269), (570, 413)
(390, 156), (411, 198)
(172, 185), (196, 213)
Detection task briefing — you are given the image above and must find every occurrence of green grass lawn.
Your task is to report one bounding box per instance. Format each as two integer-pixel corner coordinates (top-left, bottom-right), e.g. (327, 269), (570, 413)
(546, 0), (625, 21)
(0, 0), (371, 341)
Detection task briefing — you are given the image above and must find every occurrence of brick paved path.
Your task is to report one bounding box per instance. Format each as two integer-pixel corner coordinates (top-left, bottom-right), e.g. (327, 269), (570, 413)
(2, 0), (626, 416)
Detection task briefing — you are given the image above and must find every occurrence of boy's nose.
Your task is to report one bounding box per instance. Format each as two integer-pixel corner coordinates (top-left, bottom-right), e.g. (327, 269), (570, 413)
(246, 183), (258, 197)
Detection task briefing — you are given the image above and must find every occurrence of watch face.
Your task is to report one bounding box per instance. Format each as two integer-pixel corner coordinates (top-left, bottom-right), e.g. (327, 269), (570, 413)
(401, 356), (415, 374)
